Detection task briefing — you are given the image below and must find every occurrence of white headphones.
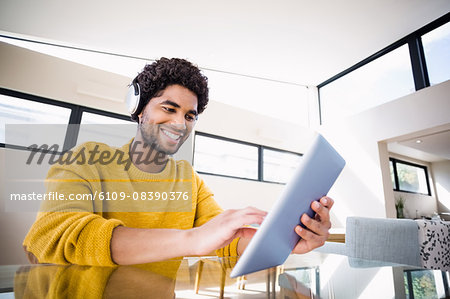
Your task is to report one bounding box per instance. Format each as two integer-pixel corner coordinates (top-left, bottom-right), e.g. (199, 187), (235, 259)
(126, 81), (141, 114)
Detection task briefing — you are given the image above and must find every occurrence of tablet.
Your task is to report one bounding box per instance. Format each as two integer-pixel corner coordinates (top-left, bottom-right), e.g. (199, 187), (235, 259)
(230, 134), (345, 278)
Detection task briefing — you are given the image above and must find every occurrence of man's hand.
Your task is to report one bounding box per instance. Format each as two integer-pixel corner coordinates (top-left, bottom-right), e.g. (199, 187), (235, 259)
(111, 206), (267, 264)
(188, 197), (333, 258)
(190, 207), (267, 256)
(292, 196), (333, 254)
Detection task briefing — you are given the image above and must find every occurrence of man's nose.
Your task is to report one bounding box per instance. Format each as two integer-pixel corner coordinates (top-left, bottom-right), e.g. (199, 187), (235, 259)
(169, 113), (186, 129)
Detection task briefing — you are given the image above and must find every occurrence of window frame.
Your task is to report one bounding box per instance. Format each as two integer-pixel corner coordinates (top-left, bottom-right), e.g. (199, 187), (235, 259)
(193, 131), (302, 184)
(403, 269), (450, 298)
(421, 21), (450, 86)
(390, 157), (431, 196)
(0, 88), (132, 152)
(317, 13), (450, 124)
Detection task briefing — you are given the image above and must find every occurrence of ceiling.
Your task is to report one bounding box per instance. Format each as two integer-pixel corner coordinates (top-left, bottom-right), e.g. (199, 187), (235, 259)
(388, 126), (450, 163)
(0, 0), (449, 86)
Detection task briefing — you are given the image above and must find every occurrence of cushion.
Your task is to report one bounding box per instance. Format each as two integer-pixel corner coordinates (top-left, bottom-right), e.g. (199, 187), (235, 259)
(416, 219), (450, 272)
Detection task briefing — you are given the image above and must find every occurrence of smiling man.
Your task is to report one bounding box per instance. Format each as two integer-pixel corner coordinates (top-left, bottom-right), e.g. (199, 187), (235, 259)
(131, 83), (198, 173)
(24, 58), (333, 266)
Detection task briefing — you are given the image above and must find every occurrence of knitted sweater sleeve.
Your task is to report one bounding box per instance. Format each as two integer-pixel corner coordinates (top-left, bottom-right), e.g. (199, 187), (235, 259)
(23, 164), (124, 266)
(192, 170), (240, 257)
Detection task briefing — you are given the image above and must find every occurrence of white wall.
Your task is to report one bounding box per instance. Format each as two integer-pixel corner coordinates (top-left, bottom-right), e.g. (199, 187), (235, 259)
(432, 160), (450, 218)
(319, 80), (450, 226)
(393, 190), (437, 219)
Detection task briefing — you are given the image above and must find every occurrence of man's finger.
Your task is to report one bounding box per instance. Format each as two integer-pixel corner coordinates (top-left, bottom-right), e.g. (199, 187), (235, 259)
(295, 225), (327, 247)
(311, 201), (331, 225)
(301, 214), (330, 236)
(320, 196), (334, 209)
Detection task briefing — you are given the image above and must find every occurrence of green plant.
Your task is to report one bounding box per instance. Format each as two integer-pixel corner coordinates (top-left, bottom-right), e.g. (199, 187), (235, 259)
(395, 195), (405, 218)
(395, 195), (405, 209)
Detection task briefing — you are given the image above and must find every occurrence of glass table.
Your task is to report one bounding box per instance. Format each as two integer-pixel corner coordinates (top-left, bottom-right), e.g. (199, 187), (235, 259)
(1, 252), (449, 298)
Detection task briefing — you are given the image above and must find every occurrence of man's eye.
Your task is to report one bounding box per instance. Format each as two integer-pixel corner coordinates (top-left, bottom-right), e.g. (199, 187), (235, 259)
(185, 115), (196, 122)
(163, 107), (175, 113)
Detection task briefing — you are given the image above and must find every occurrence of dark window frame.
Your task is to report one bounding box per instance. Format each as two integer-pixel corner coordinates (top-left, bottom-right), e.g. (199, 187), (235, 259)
(193, 131), (302, 184)
(390, 157), (431, 196)
(0, 88), (132, 152)
(317, 13), (450, 124)
(403, 268), (450, 299)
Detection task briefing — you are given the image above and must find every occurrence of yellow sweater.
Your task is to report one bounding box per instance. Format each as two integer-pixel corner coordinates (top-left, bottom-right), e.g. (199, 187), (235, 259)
(23, 140), (238, 266)
(14, 262), (182, 299)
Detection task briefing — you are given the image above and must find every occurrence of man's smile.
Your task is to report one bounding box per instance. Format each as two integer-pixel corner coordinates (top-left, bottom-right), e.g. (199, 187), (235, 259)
(161, 128), (184, 142)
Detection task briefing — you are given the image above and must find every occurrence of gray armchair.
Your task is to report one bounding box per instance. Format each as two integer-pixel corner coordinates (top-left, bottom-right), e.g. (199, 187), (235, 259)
(316, 217), (422, 267)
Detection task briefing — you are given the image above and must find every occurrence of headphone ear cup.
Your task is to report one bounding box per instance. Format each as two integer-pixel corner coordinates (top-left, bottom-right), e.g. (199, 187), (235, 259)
(126, 82), (140, 114)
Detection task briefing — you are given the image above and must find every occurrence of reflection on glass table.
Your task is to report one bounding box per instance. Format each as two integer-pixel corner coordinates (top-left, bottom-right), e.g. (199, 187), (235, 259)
(1, 252), (449, 299)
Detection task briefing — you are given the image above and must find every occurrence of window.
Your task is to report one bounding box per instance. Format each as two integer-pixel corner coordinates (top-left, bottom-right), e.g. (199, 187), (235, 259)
(390, 158), (431, 195)
(263, 149), (302, 184)
(80, 112), (132, 125)
(76, 111), (136, 147)
(319, 44), (415, 123)
(404, 269), (449, 299)
(1, 89), (131, 151)
(1, 93), (71, 147)
(193, 133), (259, 180)
(422, 22), (450, 86)
(193, 132), (302, 183)
(318, 16), (449, 124)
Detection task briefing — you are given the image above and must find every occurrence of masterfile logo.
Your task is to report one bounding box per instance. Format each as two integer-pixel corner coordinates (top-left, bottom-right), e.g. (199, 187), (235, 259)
(25, 140), (167, 171)
(3, 124), (193, 213)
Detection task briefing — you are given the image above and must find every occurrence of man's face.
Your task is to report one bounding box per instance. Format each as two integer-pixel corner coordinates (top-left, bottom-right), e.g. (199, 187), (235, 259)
(138, 84), (198, 155)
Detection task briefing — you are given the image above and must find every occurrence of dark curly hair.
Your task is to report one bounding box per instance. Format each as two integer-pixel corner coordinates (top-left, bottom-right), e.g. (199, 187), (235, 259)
(130, 57), (209, 122)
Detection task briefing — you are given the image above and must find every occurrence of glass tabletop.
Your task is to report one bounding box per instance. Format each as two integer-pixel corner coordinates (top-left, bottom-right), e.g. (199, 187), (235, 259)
(1, 252), (449, 298)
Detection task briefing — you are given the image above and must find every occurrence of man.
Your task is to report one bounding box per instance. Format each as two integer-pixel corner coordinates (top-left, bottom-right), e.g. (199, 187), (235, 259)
(24, 58), (333, 266)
